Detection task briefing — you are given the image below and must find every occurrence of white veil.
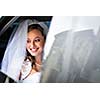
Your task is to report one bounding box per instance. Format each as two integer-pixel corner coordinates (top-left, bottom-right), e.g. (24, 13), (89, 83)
(41, 16), (100, 83)
(1, 19), (48, 82)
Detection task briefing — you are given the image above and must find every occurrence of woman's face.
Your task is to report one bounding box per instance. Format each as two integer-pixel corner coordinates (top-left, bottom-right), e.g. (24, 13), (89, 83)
(26, 29), (45, 57)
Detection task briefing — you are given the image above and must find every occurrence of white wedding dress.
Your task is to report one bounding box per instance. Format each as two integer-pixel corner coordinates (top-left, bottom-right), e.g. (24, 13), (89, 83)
(20, 72), (41, 83)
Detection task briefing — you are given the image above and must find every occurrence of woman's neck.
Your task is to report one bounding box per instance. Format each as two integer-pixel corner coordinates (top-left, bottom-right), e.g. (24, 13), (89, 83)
(35, 54), (42, 65)
(33, 55), (42, 72)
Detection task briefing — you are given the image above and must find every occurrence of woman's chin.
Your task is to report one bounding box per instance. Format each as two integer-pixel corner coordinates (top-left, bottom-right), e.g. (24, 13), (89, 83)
(31, 53), (37, 57)
(29, 51), (37, 56)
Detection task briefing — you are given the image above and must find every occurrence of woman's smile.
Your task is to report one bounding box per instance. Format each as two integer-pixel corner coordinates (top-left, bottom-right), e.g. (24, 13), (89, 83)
(30, 47), (39, 52)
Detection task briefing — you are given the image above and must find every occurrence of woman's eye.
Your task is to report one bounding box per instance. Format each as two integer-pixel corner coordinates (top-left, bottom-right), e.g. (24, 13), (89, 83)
(35, 38), (40, 42)
(27, 40), (31, 43)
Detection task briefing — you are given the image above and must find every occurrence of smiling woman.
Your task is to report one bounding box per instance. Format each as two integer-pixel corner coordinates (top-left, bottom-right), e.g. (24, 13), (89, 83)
(18, 23), (47, 83)
(0, 18), (49, 83)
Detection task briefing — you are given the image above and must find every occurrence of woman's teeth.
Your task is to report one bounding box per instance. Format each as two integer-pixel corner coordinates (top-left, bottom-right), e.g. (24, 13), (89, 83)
(31, 48), (39, 52)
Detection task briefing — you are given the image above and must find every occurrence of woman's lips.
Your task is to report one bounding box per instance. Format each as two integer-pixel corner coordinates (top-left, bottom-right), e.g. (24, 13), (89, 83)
(30, 47), (39, 52)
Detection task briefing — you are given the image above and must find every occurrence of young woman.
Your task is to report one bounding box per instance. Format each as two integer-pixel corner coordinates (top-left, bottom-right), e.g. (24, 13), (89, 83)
(19, 24), (46, 83)
(1, 19), (48, 83)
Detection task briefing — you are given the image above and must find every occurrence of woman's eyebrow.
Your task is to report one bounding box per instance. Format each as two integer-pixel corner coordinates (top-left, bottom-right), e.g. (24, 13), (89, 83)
(27, 36), (43, 40)
(34, 36), (42, 39)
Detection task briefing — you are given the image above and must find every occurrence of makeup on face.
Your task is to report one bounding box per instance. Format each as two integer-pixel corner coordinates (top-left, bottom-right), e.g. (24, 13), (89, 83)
(26, 29), (45, 57)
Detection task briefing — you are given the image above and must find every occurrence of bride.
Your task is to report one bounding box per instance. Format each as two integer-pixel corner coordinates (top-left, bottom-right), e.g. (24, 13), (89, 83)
(1, 19), (48, 83)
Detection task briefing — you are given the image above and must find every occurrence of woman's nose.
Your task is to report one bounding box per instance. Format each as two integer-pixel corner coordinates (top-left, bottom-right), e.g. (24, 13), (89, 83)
(30, 42), (36, 48)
